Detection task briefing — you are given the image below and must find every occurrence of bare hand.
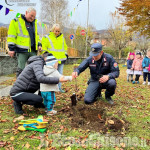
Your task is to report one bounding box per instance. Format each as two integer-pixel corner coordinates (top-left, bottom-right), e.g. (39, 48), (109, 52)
(38, 46), (42, 52)
(131, 68), (133, 70)
(8, 51), (15, 57)
(99, 75), (109, 83)
(59, 76), (67, 82)
(145, 67), (149, 70)
(72, 72), (78, 79)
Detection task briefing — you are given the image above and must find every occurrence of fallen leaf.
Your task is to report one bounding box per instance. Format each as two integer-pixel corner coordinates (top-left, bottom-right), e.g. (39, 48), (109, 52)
(120, 143), (126, 148)
(107, 120), (114, 125)
(0, 141), (7, 147)
(0, 119), (8, 123)
(3, 129), (11, 134)
(13, 115), (24, 122)
(10, 137), (15, 141)
(98, 114), (102, 120)
(25, 142), (30, 149)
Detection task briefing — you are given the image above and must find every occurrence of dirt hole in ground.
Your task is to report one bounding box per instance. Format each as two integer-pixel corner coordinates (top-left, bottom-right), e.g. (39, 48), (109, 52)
(60, 103), (129, 134)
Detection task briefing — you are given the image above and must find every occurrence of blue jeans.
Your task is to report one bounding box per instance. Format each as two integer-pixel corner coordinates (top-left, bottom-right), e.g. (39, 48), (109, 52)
(58, 63), (64, 89)
(41, 91), (56, 111)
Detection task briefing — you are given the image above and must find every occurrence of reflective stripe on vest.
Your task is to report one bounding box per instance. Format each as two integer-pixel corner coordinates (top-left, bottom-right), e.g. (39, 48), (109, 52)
(18, 20), (29, 38)
(45, 35), (65, 52)
(7, 42), (15, 45)
(18, 19), (31, 52)
(8, 35), (16, 38)
(58, 58), (67, 61)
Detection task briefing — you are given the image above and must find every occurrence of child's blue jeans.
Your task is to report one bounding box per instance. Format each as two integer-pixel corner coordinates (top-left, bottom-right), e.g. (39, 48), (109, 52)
(41, 91), (56, 111)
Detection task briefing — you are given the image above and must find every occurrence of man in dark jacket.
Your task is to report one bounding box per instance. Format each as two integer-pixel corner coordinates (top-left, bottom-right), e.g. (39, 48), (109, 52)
(72, 43), (120, 105)
(10, 54), (63, 114)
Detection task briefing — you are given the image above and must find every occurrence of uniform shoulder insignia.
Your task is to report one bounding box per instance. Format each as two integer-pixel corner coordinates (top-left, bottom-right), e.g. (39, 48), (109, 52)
(113, 62), (118, 68)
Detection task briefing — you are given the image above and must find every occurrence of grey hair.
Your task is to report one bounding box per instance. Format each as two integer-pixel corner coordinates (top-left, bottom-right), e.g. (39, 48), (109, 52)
(50, 24), (61, 32)
(26, 7), (36, 13)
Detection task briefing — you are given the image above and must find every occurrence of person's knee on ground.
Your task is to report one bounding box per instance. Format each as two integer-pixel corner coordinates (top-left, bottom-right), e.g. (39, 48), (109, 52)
(84, 96), (96, 104)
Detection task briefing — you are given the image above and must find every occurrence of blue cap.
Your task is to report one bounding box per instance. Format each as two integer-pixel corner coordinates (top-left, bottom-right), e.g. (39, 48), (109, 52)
(89, 43), (102, 56)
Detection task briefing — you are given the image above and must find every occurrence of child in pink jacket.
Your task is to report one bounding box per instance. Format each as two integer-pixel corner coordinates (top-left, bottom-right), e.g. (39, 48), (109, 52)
(131, 52), (143, 84)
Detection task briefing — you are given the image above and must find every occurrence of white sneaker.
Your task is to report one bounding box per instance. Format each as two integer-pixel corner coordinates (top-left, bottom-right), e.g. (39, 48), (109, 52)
(47, 110), (57, 115)
(148, 82), (150, 85)
(143, 81), (146, 85)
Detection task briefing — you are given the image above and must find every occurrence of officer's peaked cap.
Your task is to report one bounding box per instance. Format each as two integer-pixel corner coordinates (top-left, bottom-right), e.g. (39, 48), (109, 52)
(89, 43), (102, 56)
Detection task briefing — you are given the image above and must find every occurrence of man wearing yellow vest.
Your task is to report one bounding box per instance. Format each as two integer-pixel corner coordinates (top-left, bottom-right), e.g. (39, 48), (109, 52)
(41, 24), (68, 93)
(7, 7), (42, 77)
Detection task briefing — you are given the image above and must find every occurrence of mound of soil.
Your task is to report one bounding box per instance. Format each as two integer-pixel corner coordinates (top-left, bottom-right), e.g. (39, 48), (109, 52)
(60, 103), (129, 134)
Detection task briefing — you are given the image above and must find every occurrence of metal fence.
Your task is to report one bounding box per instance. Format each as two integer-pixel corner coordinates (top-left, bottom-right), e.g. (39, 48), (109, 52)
(0, 37), (8, 54)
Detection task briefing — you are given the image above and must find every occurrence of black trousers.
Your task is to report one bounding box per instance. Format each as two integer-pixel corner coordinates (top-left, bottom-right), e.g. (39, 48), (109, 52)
(11, 92), (44, 107)
(135, 75), (140, 81)
(143, 72), (150, 82)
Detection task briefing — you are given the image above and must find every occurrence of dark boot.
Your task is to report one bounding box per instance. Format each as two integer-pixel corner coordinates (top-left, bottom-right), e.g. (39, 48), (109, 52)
(13, 101), (24, 114)
(105, 96), (114, 105)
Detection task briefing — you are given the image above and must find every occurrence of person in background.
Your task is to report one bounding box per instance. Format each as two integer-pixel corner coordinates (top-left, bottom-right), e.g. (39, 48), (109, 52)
(41, 24), (68, 93)
(126, 52), (135, 82)
(131, 52), (143, 84)
(142, 49), (150, 85)
(7, 7), (42, 77)
(40, 53), (73, 115)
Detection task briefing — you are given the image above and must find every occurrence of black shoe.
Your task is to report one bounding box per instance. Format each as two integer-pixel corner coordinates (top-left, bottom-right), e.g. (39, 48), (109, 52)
(105, 96), (114, 105)
(13, 101), (24, 114)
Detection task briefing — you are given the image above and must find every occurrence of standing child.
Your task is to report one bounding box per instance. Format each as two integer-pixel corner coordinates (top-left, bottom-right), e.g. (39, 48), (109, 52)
(40, 54), (72, 115)
(142, 50), (150, 85)
(126, 52), (135, 82)
(131, 52), (143, 84)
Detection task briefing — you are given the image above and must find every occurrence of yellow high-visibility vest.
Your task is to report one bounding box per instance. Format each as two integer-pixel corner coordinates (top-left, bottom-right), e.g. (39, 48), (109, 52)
(7, 15), (39, 52)
(41, 32), (68, 64)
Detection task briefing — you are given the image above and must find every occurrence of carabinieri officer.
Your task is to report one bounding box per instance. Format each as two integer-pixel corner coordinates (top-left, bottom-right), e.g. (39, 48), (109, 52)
(72, 43), (120, 105)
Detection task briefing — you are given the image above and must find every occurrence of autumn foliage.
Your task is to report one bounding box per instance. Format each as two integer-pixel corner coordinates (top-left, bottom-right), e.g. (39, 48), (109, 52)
(118, 0), (150, 36)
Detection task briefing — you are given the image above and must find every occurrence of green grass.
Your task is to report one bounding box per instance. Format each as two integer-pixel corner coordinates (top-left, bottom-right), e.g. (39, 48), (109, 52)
(0, 64), (150, 149)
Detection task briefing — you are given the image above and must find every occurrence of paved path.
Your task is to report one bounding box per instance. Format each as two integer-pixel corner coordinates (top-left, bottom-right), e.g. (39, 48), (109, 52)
(0, 85), (12, 97)
(0, 76), (14, 97)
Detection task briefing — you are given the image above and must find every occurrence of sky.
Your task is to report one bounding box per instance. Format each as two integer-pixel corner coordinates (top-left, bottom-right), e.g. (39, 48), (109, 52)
(68, 0), (120, 30)
(0, 0), (120, 30)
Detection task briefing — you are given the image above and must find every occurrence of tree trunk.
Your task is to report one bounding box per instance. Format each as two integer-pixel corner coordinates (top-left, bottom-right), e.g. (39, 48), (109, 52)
(119, 49), (122, 59)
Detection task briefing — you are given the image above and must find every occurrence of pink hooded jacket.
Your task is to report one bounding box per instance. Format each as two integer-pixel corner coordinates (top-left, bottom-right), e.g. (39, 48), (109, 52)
(132, 58), (143, 71)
